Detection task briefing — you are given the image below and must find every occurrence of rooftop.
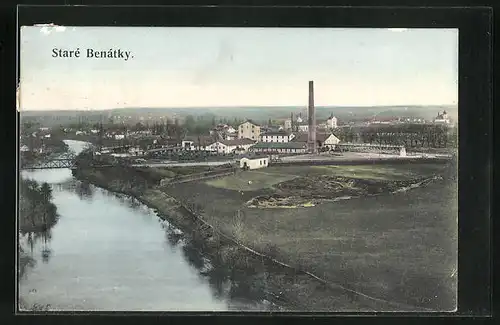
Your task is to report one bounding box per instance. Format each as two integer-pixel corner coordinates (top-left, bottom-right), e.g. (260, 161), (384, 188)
(183, 135), (216, 146)
(239, 153), (270, 160)
(220, 138), (256, 146)
(292, 132), (338, 143)
(252, 142), (307, 149)
(262, 131), (291, 136)
(240, 119), (261, 126)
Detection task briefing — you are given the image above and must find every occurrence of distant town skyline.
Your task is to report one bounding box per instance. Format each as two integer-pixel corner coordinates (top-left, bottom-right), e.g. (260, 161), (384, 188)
(20, 27), (458, 111)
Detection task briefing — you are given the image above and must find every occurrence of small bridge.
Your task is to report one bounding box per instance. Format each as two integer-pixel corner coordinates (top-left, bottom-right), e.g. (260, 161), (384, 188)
(20, 152), (78, 170)
(21, 158), (77, 170)
(20, 152), (115, 170)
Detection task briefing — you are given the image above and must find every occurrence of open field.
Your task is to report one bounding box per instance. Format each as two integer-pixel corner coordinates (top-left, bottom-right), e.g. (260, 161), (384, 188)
(263, 163), (447, 180)
(205, 170), (298, 191)
(160, 162), (457, 310)
(310, 164), (446, 181)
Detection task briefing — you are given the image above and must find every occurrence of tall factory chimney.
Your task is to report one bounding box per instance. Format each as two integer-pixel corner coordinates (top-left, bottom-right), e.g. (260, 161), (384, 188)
(308, 80), (317, 153)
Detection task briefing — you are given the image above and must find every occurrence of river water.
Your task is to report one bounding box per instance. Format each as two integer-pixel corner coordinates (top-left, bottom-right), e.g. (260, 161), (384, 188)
(19, 140), (271, 312)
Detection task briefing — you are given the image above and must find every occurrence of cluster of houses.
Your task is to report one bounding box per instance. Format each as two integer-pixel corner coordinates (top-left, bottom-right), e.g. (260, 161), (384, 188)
(139, 117), (341, 157)
(24, 113), (342, 159)
(72, 128), (153, 140)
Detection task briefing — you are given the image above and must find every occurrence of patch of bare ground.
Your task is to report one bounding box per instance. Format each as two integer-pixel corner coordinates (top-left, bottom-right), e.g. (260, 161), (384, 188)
(247, 175), (436, 208)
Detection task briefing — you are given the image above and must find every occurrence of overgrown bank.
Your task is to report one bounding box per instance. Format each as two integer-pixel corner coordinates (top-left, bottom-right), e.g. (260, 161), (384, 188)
(18, 178), (60, 312)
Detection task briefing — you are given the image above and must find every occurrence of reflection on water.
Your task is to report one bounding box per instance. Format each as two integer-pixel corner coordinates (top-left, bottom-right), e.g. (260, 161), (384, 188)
(19, 140), (276, 311)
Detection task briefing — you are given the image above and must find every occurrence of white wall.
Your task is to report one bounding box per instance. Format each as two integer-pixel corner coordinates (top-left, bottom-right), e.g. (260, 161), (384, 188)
(238, 122), (260, 140)
(327, 117), (338, 129)
(261, 135), (290, 143)
(240, 157), (269, 169)
(207, 142), (232, 154)
(324, 134), (340, 146)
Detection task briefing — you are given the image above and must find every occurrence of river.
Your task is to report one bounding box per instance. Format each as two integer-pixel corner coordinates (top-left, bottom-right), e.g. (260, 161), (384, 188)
(19, 140), (272, 312)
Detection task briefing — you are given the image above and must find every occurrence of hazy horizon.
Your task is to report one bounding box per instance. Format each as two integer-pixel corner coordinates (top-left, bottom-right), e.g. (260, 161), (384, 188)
(20, 27), (458, 111)
(20, 104), (458, 113)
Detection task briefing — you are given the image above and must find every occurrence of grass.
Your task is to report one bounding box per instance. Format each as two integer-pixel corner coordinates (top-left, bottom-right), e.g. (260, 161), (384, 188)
(205, 170), (298, 191)
(315, 165), (446, 180)
(243, 178), (457, 310)
(313, 165), (418, 180)
(263, 164), (447, 181)
(160, 162), (457, 310)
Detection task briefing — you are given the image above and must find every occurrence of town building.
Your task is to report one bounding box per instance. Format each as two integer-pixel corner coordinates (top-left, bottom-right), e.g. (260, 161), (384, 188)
(434, 110), (451, 124)
(238, 120), (261, 141)
(182, 136), (255, 154)
(297, 121), (311, 133)
(284, 119), (292, 130)
(260, 131), (295, 143)
(181, 135), (215, 151)
(250, 141), (308, 154)
(206, 138), (256, 154)
(239, 156), (270, 170)
(292, 132), (341, 150)
(326, 114), (338, 129)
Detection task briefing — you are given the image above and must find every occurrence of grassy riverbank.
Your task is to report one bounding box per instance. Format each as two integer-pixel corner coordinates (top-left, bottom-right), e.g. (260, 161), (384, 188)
(73, 161), (457, 311)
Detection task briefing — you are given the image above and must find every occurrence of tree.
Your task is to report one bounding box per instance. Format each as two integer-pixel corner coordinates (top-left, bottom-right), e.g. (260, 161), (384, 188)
(184, 115), (196, 132)
(39, 183), (53, 203)
(194, 125), (205, 135)
(135, 122), (145, 131)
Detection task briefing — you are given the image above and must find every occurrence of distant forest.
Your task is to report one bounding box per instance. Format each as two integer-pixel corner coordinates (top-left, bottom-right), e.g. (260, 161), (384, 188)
(20, 105), (457, 128)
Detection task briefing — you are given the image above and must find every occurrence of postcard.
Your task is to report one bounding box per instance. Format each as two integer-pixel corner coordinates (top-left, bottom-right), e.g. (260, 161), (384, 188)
(18, 26), (458, 312)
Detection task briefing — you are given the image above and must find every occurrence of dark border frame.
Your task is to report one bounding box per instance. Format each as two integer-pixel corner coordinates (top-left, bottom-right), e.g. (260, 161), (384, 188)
(1, 4), (492, 324)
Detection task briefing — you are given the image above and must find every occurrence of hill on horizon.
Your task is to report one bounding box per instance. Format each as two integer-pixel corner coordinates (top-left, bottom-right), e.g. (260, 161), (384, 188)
(20, 105), (458, 126)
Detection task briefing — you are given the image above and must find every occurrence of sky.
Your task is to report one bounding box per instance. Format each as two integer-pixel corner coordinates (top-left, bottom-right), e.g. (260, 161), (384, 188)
(19, 27), (458, 111)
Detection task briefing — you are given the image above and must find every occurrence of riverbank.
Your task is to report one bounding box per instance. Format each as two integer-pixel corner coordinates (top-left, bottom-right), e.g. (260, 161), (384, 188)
(18, 177), (60, 312)
(73, 160), (457, 311)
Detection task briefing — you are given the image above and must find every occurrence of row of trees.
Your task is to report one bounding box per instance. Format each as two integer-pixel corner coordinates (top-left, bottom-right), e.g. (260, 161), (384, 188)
(334, 124), (458, 149)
